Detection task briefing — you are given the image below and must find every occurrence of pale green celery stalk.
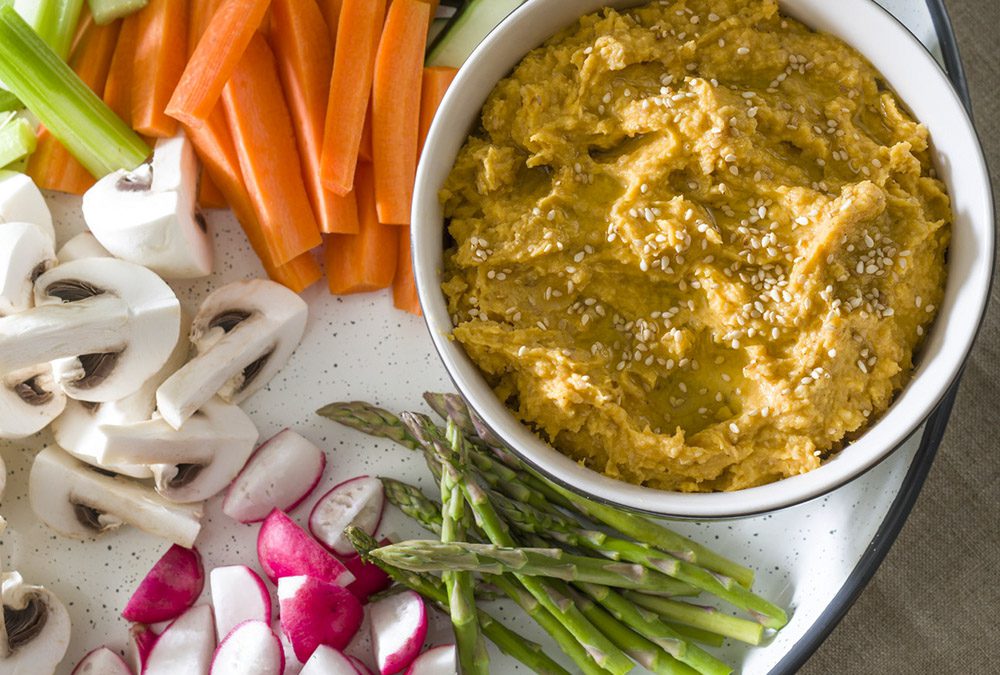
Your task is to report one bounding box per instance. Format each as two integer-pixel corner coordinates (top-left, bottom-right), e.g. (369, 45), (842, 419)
(0, 114), (37, 168)
(87, 0), (147, 25)
(32, 0), (85, 59)
(0, 5), (149, 177)
(0, 88), (21, 112)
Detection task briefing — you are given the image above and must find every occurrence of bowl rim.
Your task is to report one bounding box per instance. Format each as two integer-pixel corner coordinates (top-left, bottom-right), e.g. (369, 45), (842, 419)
(411, 0), (996, 518)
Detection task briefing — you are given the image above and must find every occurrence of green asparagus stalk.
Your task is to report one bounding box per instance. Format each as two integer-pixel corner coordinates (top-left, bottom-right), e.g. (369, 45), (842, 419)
(491, 492), (785, 628)
(317, 402), (422, 450)
(624, 592), (764, 646)
(381, 478), (445, 536)
(662, 622), (725, 648)
(440, 422), (489, 675)
(346, 527), (571, 675)
(578, 583), (732, 675)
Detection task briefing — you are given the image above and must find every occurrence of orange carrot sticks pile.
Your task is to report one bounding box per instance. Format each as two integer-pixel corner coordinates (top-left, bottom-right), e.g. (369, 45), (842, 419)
(131, 0), (187, 137)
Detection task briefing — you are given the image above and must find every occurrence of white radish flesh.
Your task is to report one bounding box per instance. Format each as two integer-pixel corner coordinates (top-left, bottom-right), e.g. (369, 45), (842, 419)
(211, 565), (272, 642)
(298, 646), (358, 675)
(210, 620), (284, 675)
(308, 476), (385, 556)
(122, 545), (204, 624)
(405, 645), (456, 675)
(349, 656), (375, 675)
(142, 604), (216, 675)
(277, 575), (364, 663)
(257, 510), (355, 586)
(370, 590), (428, 675)
(127, 623), (158, 674)
(223, 429), (326, 523)
(71, 646), (133, 675)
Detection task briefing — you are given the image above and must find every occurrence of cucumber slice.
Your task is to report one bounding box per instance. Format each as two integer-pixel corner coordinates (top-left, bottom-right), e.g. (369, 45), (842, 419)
(426, 0), (524, 68)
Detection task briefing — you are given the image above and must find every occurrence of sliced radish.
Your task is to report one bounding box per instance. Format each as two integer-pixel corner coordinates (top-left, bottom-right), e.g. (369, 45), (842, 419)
(276, 623), (304, 675)
(223, 429), (326, 523)
(210, 620), (284, 675)
(71, 646), (133, 674)
(128, 624), (158, 673)
(370, 590), (427, 675)
(298, 646), (359, 675)
(308, 476), (385, 556)
(143, 604), (215, 674)
(342, 543), (392, 604)
(277, 575), (364, 663)
(257, 510), (355, 586)
(211, 565), (272, 642)
(122, 545), (204, 624)
(349, 656), (375, 675)
(405, 645), (456, 675)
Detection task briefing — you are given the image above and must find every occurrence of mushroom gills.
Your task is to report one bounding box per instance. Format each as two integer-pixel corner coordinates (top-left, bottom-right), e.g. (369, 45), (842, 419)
(3, 594), (47, 651)
(0, 222), (56, 316)
(0, 365), (66, 440)
(0, 571), (71, 673)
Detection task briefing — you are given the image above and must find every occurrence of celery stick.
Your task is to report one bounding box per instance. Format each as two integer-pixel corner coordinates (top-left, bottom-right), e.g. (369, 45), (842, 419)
(33, 0), (85, 59)
(87, 0), (146, 25)
(0, 88), (20, 112)
(0, 5), (149, 177)
(0, 114), (37, 168)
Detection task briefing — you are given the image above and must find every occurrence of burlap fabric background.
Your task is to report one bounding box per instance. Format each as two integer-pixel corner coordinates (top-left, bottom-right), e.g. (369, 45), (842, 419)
(802, 1), (999, 672)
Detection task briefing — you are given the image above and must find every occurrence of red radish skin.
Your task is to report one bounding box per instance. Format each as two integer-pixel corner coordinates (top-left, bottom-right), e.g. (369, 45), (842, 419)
(349, 655), (375, 675)
(298, 645), (359, 675)
(142, 604), (216, 674)
(276, 623), (304, 675)
(308, 476), (385, 556)
(122, 545), (205, 624)
(128, 623), (158, 673)
(370, 590), (428, 675)
(210, 620), (285, 675)
(224, 429), (327, 523)
(257, 510), (355, 586)
(341, 538), (392, 603)
(405, 644), (456, 675)
(277, 575), (364, 663)
(71, 646), (133, 674)
(211, 565), (273, 642)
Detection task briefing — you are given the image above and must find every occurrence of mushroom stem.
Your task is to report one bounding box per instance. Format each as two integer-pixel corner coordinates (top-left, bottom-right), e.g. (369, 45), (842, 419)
(157, 315), (274, 429)
(0, 295), (129, 372)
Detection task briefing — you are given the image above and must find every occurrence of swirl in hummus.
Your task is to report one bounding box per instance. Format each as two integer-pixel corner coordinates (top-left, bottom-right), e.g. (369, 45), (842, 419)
(440, 0), (951, 491)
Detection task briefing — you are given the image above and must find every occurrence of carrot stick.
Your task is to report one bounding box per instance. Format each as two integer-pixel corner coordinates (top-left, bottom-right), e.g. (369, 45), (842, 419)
(270, 0), (358, 235)
(28, 19), (121, 192)
(358, 99), (373, 163)
(221, 34), (321, 266)
(198, 172), (227, 209)
(392, 230), (420, 314)
(184, 109), (321, 292)
(326, 162), (398, 294)
(165, 0), (271, 128)
(319, 0), (387, 195)
(189, 0), (225, 45)
(418, 66), (457, 154)
(316, 0), (342, 41)
(132, 0), (188, 137)
(103, 14), (137, 123)
(371, 0), (429, 225)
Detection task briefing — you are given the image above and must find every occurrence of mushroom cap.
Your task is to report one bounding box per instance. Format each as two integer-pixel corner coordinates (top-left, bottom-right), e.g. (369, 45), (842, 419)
(0, 171), (54, 244)
(34, 258), (182, 403)
(82, 132), (213, 279)
(0, 571), (71, 673)
(0, 222), (56, 317)
(55, 232), (111, 264)
(29, 446), (202, 547)
(0, 365), (66, 440)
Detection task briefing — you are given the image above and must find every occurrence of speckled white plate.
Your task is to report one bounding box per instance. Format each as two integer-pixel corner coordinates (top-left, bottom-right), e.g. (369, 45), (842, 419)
(0, 2), (970, 673)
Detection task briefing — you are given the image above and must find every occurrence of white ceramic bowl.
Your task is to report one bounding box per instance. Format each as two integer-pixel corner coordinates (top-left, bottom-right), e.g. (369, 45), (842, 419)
(412, 0), (994, 518)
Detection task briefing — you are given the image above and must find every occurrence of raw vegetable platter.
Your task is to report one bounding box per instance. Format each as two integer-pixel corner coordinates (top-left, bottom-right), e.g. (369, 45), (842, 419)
(0, 0), (970, 674)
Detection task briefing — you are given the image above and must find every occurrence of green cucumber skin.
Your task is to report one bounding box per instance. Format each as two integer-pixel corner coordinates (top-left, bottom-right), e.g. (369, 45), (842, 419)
(426, 0), (524, 68)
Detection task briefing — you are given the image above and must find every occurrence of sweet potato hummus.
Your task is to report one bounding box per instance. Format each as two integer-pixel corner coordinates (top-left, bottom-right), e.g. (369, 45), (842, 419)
(440, 0), (951, 491)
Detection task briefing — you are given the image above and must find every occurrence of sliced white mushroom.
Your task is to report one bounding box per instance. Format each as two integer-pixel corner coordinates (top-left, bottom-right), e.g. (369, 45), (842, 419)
(0, 258), (182, 403)
(82, 132), (213, 279)
(0, 364), (66, 440)
(75, 397), (259, 503)
(0, 171), (54, 244)
(156, 279), (307, 429)
(55, 232), (111, 264)
(0, 222), (56, 317)
(0, 571), (71, 674)
(29, 446), (202, 547)
(51, 312), (191, 478)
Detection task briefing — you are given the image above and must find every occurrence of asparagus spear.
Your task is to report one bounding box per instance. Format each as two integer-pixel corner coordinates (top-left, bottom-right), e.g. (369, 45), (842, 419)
(440, 422), (489, 675)
(316, 401), (422, 450)
(624, 592), (764, 646)
(382, 477), (444, 536)
(346, 527), (571, 675)
(491, 493), (785, 629)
